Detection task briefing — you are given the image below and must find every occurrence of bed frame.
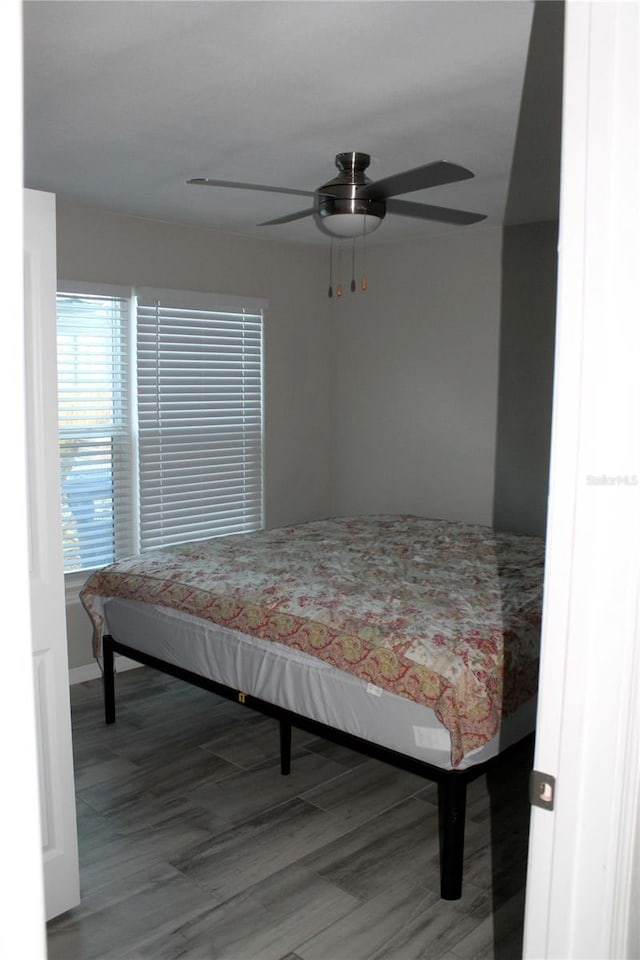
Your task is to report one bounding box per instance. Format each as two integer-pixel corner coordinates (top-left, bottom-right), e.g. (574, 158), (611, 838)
(102, 633), (533, 901)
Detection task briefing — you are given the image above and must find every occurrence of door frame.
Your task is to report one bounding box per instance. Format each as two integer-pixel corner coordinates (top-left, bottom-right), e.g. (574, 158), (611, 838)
(523, 3), (640, 957)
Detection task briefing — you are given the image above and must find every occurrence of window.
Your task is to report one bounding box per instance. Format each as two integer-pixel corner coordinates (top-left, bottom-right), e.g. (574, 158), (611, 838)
(56, 284), (265, 575)
(57, 290), (132, 571)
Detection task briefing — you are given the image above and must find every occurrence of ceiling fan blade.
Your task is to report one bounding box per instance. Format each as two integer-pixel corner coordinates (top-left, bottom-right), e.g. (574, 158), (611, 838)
(187, 177), (317, 199)
(362, 161), (474, 201)
(258, 207), (316, 226)
(386, 198), (486, 225)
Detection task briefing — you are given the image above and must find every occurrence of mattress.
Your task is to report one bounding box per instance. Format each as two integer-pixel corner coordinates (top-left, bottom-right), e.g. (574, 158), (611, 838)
(103, 597), (538, 772)
(82, 515), (545, 766)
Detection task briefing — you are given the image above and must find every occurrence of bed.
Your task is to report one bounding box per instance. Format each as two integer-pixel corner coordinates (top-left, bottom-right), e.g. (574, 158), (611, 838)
(80, 514), (545, 899)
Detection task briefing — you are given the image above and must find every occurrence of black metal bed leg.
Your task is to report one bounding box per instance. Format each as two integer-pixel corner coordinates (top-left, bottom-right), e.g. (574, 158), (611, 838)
(103, 635), (116, 725)
(279, 719), (292, 775)
(438, 774), (468, 900)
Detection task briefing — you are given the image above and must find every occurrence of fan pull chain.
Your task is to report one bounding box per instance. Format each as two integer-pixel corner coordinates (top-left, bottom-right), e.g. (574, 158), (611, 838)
(351, 239), (357, 292)
(336, 242), (343, 298)
(361, 217), (368, 291)
(329, 236), (368, 301)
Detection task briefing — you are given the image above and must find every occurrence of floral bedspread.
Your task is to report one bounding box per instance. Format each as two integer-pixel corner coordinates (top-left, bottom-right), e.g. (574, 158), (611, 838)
(80, 515), (545, 766)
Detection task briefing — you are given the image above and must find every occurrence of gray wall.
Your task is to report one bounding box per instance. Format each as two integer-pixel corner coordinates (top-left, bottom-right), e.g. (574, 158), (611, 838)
(493, 221), (558, 535)
(331, 221), (557, 535)
(333, 226), (503, 526)
(57, 203), (557, 670)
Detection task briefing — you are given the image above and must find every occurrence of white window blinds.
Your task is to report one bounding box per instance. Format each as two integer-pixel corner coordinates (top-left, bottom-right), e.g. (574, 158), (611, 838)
(135, 289), (264, 551)
(57, 291), (133, 572)
(56, 284), (265, 574)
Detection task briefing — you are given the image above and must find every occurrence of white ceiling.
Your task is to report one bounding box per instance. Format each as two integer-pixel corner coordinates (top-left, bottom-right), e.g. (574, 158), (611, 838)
(23, 0), (563, 246)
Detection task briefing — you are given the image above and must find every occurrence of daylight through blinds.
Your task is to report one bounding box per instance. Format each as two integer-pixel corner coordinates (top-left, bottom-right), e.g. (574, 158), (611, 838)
(57, 292), (131, 572)
(136, 295), (263, 549)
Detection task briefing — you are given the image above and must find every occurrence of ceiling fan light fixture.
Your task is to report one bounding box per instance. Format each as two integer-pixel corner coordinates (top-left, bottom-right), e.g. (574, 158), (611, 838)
(315, 212), (384, 238)
(313, 191), (386, 238)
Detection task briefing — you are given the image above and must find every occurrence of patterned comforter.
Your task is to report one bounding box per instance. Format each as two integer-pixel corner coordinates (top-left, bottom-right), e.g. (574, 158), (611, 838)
(80, 515), (545, 766)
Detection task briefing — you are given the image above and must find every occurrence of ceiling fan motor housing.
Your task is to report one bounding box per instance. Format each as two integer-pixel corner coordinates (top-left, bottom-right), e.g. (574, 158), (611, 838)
(314, 152), (386, 234)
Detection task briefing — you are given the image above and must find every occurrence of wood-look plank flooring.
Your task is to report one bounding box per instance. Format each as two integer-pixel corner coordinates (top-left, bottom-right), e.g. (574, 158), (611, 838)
(48, 668), (532, 960)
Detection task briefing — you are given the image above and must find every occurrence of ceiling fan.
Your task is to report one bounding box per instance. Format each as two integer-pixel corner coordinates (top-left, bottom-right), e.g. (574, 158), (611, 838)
(187, 151), (486, 238)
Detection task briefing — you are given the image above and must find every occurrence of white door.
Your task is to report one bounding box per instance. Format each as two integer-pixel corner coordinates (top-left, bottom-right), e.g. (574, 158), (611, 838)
(24, 188), (80, 920)
(523, 3), (640, 958)
(0, 9), (48, 944)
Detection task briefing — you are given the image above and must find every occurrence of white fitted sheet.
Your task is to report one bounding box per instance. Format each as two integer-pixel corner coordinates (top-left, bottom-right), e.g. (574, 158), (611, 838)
(104, 598), (537, 771)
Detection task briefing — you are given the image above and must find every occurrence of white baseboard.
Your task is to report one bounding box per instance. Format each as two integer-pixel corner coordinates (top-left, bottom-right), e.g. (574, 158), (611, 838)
(69, 655), (144, 685)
